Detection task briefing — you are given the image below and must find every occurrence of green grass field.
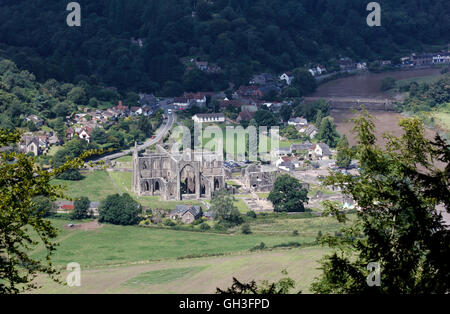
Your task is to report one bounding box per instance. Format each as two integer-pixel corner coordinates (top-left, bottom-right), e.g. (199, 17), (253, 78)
(397, 74), (443, 87)
(52, 171), (120, 201)
(432, 111), (450, 131)
(30, 218), (330, 268)
(30, 246), (330, 293)
(123, 266), (207, 286)
(53, 171), (203, 210)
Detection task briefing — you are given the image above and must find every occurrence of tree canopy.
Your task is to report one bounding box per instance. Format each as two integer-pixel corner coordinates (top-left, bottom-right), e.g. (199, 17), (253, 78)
(268, 174), (309, 212)
(0, 128), (99, 294)
(0, 0), (448, 94)
(98, 193), (142, 225)
(312, 111), (450, 294)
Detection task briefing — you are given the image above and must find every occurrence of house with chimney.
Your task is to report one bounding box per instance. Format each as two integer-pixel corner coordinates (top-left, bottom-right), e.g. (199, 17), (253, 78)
(310, 143), (333, 160)
(169, 205), (203, 224)
(279, 72), (294, 85)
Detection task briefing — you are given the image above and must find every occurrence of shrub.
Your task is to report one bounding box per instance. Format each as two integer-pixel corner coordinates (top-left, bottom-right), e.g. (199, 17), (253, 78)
(241, 223), (252, 234)
(199, 223), (211, 231)
(250, 242), (266, 251)
(246, 211), (257, 219)
(292, 230), (299, 236)
(98, 193), (141, 225)
(72, 197), (90, 220)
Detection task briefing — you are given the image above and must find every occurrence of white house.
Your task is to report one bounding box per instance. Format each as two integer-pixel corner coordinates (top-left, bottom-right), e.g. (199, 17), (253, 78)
(192, 113), (225, 123)
(310, 143), (332, 160)
(357, 62), (367, 70)
(288, 117), (308, 126)
(173, 97), (190, 110)
(433, 54), (450, 64)
(78, 128), (91, 143)
(280, 72), (294, 85)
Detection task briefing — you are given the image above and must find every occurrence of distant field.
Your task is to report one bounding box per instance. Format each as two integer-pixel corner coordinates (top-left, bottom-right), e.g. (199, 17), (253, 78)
(113, 156), (132, 162)
(432, 111), (450, 131)
(30, 218), (329, 268)
(53, 171), (203, 210)
(108, 171), (202, 210)
(30, 246), (330, 294)
(397, 74), (443, 86)
(332, 110), (438, 147)
(52, 171), (119, 202)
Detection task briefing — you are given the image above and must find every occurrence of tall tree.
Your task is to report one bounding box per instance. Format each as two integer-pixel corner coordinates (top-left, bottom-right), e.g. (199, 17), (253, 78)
(317, 117), (340, 148)
(335, 135), (352, 169)
(210, 189), (243, 227)
(0, 129), (96, 294)
(312, 111), (450, 294)
(268, 175), (309, 212)
(72, 197), (91, 220)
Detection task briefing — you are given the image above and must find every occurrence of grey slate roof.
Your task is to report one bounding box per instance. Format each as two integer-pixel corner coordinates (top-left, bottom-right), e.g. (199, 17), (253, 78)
(170, 205), (202, 219)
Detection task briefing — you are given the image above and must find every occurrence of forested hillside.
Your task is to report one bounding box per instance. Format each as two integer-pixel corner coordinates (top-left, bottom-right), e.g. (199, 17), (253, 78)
(0, 0), (448, 94)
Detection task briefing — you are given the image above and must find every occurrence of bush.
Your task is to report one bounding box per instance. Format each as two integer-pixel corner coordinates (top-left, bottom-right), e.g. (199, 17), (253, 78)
(241, 223), (252, 234)
(72, 197), (90, 220)
(98, 193), (141, 225)
(292, 230), (299, 236)
(164, 219), (176, 227)
(250, 242), (266, 251)
(213, 223), (227, 232)
(199, 223), (211, 231)
(246, 211), (257, 219)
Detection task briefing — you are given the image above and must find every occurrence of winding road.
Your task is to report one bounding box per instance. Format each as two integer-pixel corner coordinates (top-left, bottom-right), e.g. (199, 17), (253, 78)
(96, 111), (176, 161)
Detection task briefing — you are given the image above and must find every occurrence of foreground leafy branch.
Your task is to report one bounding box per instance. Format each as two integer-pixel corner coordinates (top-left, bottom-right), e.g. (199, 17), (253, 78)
(312, 109), (450, 294)
(0, 129), (104, 294)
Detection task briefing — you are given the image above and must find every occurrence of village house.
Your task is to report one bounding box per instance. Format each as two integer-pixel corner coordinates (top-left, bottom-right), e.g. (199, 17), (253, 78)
(308, 65), (327, 77)
(129, 106), (143, 116)
(114, 101), (129, 117)
(411, 53), (433, 66)
(77, 126), (93, 143)
(184, 92), (209, 107)
(356, 62), (368, 70)
(279, 72), (294, 85)
(250, 73), (276, 86)
(303, 125), (318, 139)
(192, 113), (225, 124)
(237, 110), (255, 123)
(288, 117), (308, 126)
(26, 115), (44, 127)
(55, 201), (74, 214)
(173, 97), (191, 110)
(169, 205), (203, 224)
(19, 136), (40, 156)
(275, 155), (300, 171)
(66, 128), (74, 141)
(310, 143), (332, 160)
(195, 61), (209, 71)
(432, 53), (450, 64)
(273, 147), (292, 157)
(235, 85), (264, 99)
(339, 58), (356, 71)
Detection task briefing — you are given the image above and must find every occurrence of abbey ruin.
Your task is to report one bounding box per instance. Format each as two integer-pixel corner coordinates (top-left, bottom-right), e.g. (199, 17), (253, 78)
(132, 144), (226, 200)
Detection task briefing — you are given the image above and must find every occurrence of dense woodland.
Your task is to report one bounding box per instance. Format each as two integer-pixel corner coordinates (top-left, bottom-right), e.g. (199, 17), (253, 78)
(400, 74), (450, 112)
(0, 0), (449, 94)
